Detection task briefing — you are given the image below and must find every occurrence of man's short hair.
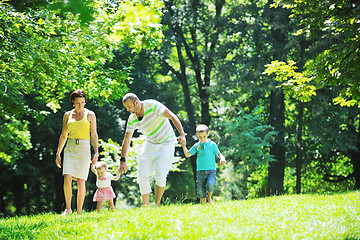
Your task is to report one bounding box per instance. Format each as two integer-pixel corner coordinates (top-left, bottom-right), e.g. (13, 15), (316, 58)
(196, 124), (209, 133)
(123, 93), (140, 103)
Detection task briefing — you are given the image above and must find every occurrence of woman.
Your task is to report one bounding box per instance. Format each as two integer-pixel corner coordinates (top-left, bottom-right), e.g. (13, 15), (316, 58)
(55, 89), (99, 215)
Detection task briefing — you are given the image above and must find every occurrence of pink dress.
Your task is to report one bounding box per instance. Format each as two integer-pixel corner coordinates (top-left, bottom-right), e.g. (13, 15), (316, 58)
(93, 172), (116, 202)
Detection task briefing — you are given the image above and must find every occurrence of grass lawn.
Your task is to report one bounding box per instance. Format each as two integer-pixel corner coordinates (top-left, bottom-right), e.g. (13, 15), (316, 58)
(1, 191), (359, 239)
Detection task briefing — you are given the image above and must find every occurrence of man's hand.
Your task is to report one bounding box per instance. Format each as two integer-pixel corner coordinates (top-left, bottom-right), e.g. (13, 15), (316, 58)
(118, 161), (128, 174)
(177, 135), (187, 146)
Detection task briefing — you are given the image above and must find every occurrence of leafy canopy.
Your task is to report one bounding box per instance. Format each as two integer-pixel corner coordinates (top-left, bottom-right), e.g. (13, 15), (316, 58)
(272, 0), (360, 107)
(0, 0), (164, 163)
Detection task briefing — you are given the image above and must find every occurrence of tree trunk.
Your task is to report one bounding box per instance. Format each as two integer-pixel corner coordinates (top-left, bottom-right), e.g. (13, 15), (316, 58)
(351, 138), (360, 189)
(268, 89), (286, 195)
(266, 0), (289, 196)
(164, 0), (225, 200)
(296, 102), (304, 194)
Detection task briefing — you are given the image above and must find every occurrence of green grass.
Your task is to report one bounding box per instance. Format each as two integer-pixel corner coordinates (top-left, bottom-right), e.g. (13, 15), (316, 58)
(1, 191), (359, 239)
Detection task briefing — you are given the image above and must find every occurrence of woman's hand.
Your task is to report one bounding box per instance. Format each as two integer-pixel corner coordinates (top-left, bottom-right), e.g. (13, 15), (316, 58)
(55, 154), (62, 168)
(92, 153), (99, 165)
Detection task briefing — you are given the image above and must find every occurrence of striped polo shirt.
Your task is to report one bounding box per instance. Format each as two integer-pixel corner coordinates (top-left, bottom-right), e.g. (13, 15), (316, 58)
(125, 100), (176, 144)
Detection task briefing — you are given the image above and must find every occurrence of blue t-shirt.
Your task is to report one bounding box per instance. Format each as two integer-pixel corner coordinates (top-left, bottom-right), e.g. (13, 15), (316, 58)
(188, 139), (220, 171)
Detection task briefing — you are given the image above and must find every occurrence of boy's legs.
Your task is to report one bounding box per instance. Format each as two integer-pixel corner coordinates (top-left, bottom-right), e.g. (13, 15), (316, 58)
(96, 201), (103, 213)
(207, 192), (214, 204)
(205, 170), (217, 205)
(196, 171), (207, 204)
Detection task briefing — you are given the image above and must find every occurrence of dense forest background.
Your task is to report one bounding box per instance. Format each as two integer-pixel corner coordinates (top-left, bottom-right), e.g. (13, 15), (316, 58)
(1, 0), (359, 216)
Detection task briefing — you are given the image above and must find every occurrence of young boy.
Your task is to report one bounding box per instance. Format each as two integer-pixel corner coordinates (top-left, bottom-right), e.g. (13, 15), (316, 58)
(181, 124), (226, 205)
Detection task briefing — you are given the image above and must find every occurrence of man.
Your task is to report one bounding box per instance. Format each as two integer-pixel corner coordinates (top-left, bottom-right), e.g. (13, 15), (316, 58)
(118, 93), (186, 206)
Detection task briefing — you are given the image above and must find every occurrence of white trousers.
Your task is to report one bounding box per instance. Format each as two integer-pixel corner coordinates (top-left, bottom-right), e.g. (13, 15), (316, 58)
(137, 140), (175, 195)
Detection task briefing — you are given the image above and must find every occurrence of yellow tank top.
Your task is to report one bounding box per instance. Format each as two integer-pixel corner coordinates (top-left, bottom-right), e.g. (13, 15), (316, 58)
(67, 109), (90, 139)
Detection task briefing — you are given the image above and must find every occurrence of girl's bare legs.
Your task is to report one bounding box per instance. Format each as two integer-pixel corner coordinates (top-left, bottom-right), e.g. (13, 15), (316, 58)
(76, 178), (86, 214)
(108, 199), (115, 211)
(63, 174), (73, 215)
(96, 201), (103, 213)
(207, 191), (214, 205)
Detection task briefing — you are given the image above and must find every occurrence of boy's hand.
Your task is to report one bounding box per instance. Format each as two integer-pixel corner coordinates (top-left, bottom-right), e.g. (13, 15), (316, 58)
(220, 159), (226, 166)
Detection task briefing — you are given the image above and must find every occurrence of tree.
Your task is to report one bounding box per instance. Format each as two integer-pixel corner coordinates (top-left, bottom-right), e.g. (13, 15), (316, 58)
(0, 0), (164, 164)
(0, 0), (166, 215)
(267, 0), (360, 190)
(273, 0), (360, 107)
(217, 106), (276, 199)
(157, 0), (297, 196)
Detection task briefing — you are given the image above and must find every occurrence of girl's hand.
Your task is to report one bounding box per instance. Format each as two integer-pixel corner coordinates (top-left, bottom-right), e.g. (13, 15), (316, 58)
(55, 155), (62, 168)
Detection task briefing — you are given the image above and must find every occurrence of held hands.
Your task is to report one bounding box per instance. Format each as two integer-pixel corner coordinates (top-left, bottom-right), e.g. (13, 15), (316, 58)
(177, 135), (187, 146)
(118, 161), (127, 174)
(92, 153), (99, 165)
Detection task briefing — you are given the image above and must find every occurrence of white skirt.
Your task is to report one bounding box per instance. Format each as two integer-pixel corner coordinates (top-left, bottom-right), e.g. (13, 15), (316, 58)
(63, 139), (91, 181)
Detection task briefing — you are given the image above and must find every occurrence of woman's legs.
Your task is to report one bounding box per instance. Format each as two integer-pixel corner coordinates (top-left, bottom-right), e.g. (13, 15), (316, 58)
(76, 178), (86, 214)
(63, 174), (73, 212)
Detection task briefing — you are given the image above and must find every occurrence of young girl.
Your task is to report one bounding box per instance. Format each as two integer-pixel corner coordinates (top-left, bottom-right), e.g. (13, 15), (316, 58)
(91, 161), (120, 213)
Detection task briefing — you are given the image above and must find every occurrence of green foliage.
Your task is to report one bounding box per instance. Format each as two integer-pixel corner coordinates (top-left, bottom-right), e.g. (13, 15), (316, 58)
(216, 106), (276, 199)
(1, 192), (359, 239)
(0, 116), (32, 163)
(219, 106), (276, 167)
(247, 164), (268, 198)
(272, 0), (360, 107)
(263, 60), (316, 102)
(302, 157), (355, 194)
(108, 0), (164, 53)
(0, 0), (165, 165)
(217, 161), (248, 200)
(0, 2), (128, 112)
